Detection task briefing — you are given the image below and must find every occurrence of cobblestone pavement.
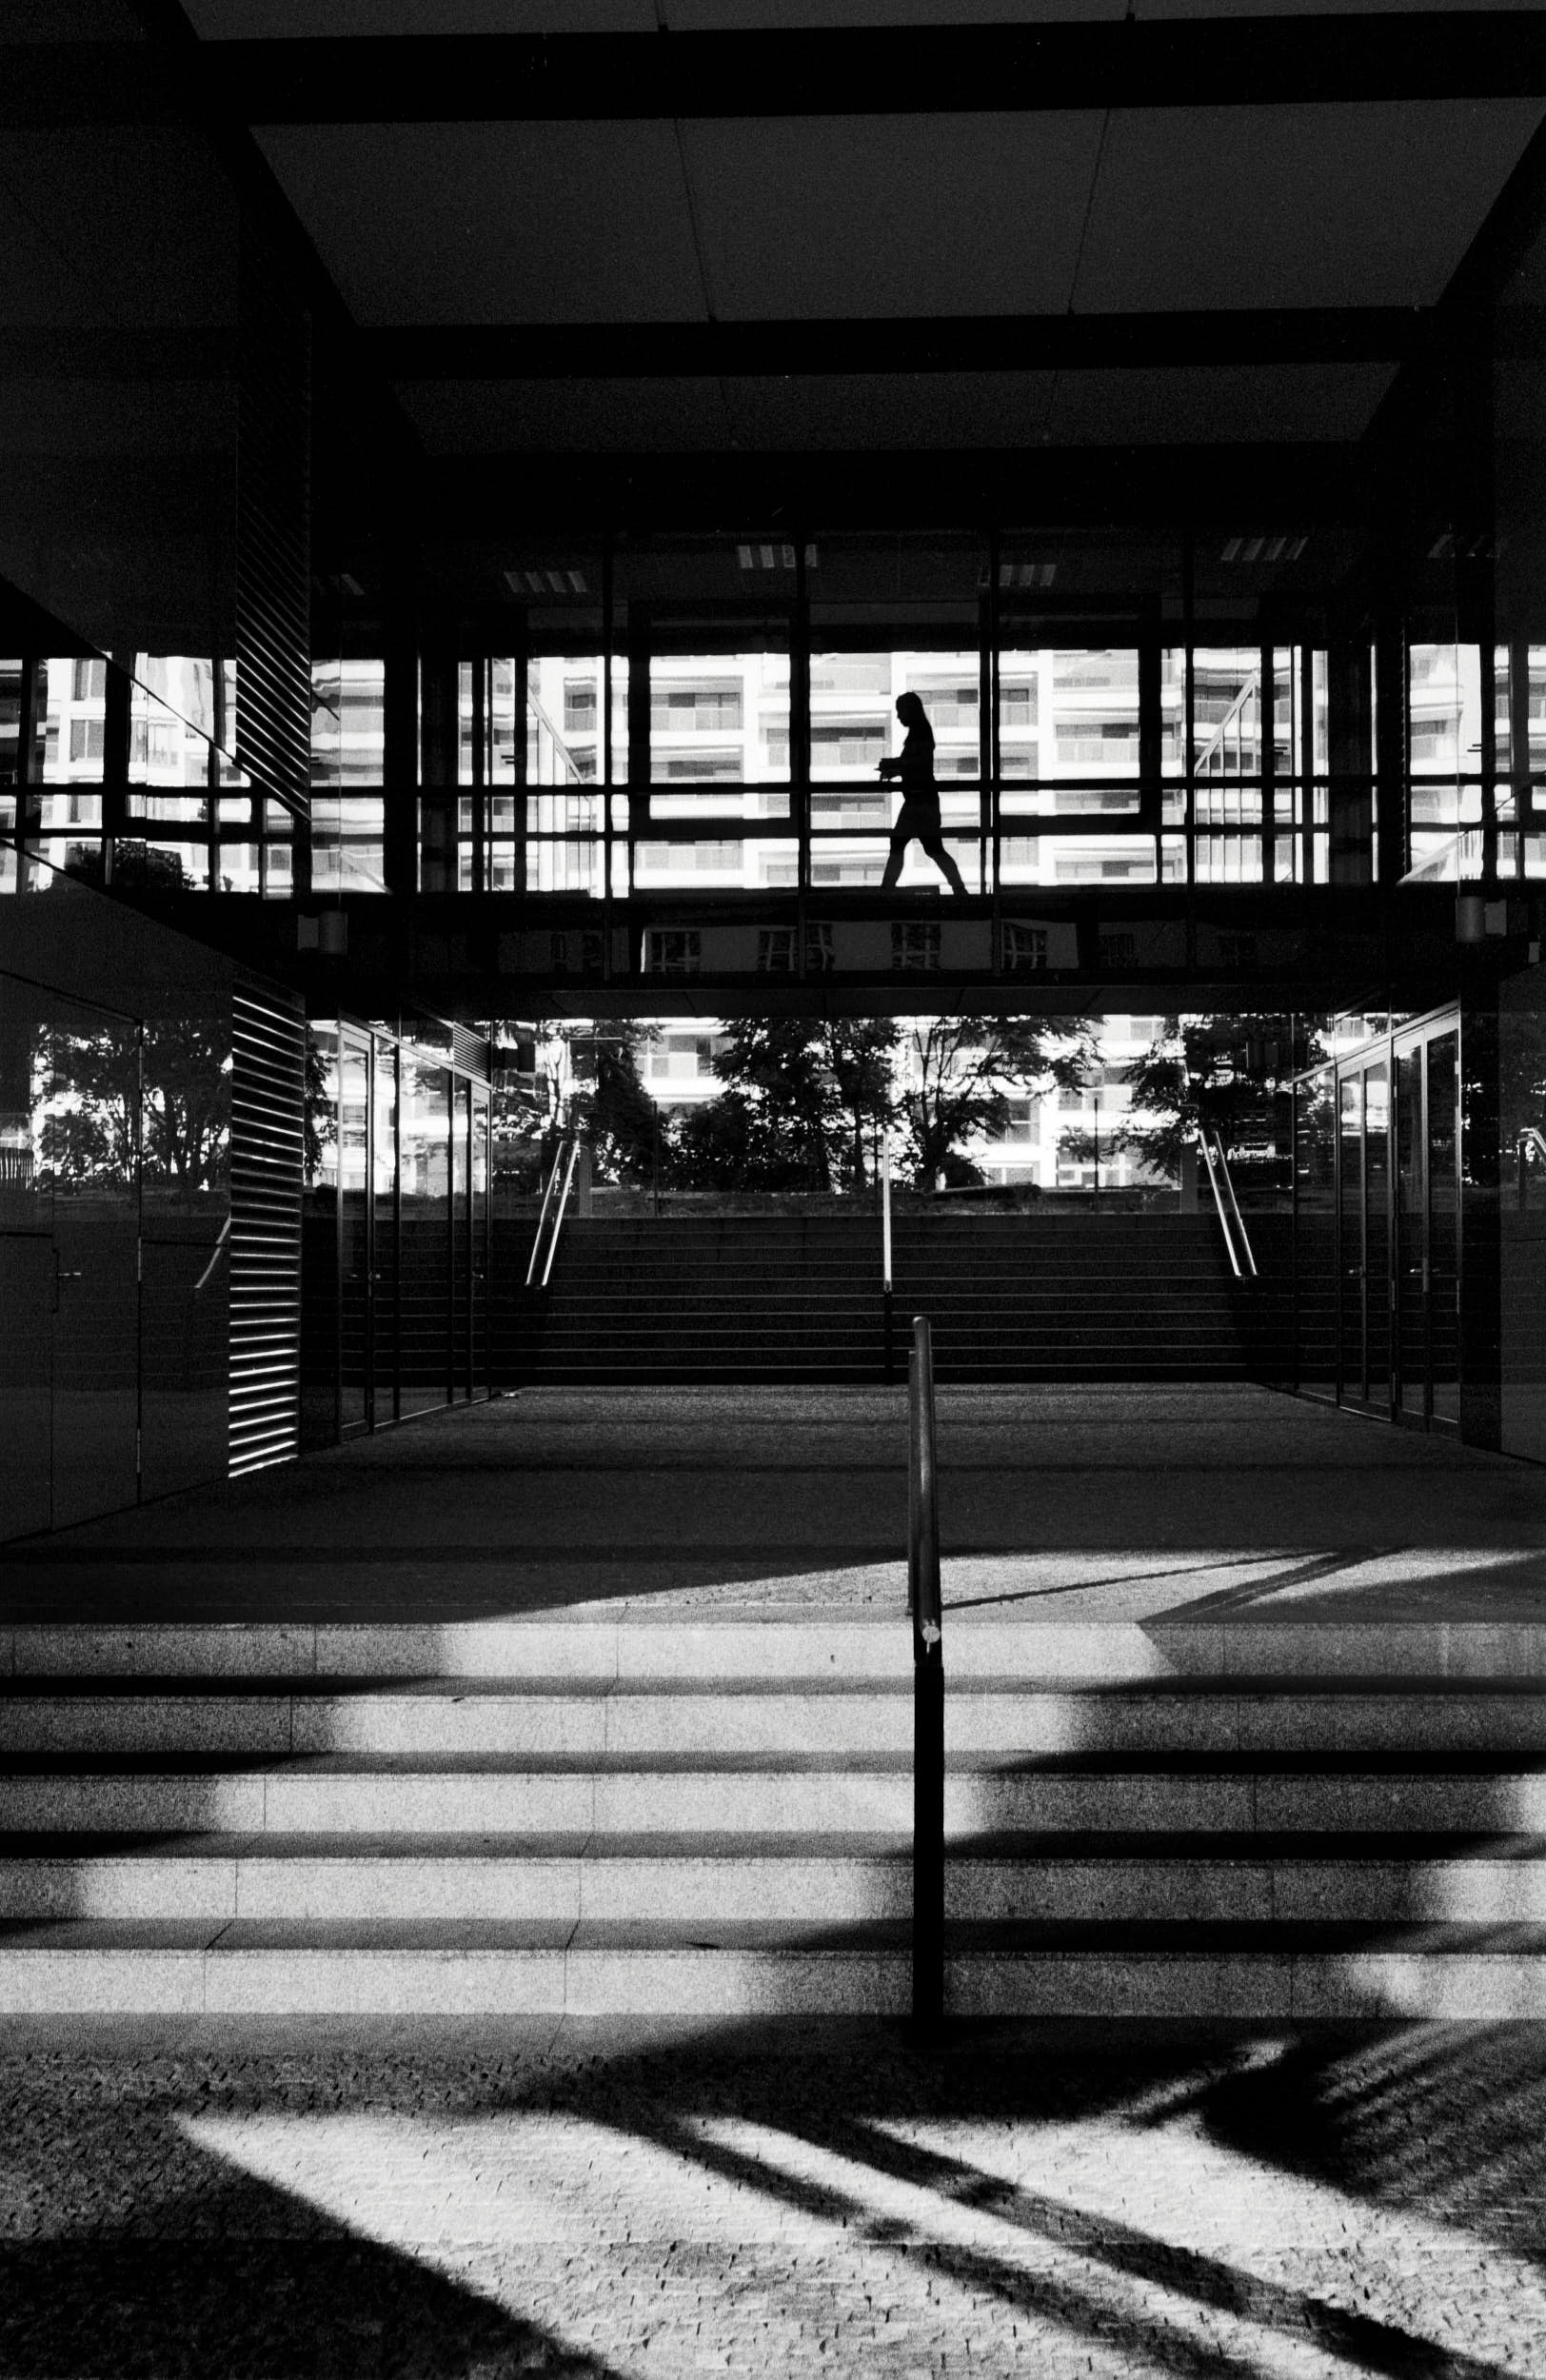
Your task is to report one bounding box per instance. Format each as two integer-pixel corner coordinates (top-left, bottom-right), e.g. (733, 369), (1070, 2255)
(3, 2015), (1545, 2376)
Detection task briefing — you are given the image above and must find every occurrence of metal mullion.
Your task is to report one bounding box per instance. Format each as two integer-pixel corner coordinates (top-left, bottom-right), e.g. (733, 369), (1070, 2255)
(1181, 535), (1196, 887)
(514, 638), (529, 897)
(603, 535), (615, 939)
(1259, 641), (1274, 889)
(1511, 631), (1532, 865)
(1298, 641), (1310, 889)
(470, 650), (487, 896)
(980, 531), (995, 902)
(794, 537), (811, 935)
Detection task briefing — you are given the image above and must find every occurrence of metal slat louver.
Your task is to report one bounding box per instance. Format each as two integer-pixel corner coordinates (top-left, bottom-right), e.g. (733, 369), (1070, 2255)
(229, 981), (305, 1477)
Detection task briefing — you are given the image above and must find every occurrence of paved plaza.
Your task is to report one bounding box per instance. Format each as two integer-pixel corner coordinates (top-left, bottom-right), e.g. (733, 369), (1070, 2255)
(6, 1386), (1546, 2371)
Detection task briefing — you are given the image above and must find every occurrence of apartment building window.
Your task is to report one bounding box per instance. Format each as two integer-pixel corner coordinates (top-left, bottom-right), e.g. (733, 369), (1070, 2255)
(564, 681), (597, 734)
(652, 684), (743, 734)
(72, 658), (106, 703)
(811, 722), (886, 771)
(69, 718), (105, 764)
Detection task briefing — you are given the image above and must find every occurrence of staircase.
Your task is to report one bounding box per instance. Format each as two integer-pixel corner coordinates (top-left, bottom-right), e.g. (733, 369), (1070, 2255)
(3, 1608), (1546, 2017)
(496, 1213), (1293, 1385)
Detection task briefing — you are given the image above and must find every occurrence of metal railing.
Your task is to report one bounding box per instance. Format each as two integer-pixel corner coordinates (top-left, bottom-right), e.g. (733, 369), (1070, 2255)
(908, 1313), (944, 2031)
(525, 1135), (580, 1290)
(1196, 1126), (1257, 1279)
(1518, 1126), (1546, 1208)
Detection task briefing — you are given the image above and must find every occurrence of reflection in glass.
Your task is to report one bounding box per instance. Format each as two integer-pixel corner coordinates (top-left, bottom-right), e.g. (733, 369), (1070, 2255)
(399, 1057), (449, 1417)
(1338, 1072), (1365, 1400)
(1364, 1062), (1391, 1408)
(1295, 1064), (1337, 1396)
(1428, 1031), (1460, 1428)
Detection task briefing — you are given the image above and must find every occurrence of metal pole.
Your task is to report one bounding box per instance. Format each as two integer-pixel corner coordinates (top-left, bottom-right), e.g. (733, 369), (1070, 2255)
(909, 1315), (943, 2033)
(882, 1143), (894, 1381)
(540, 1138), (581, 1290)
(525, 1138), (562, 1288)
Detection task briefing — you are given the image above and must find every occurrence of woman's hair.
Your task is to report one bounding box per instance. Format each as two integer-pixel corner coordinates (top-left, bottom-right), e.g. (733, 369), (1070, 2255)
(896, 689), (933, 745)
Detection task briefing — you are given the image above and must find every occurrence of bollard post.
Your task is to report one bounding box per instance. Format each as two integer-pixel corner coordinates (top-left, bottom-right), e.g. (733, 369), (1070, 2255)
(882, 1146), (895, 1381)
(908, 1315), (944, 2032)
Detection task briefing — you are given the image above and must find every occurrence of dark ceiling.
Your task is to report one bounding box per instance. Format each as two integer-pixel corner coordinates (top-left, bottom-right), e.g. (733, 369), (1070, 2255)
(151, 1), (1546, 485)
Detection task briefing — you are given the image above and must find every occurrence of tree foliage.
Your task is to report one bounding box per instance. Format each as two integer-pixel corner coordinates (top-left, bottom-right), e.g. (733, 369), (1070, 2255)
(667, 1015), (902, 1193)
(1113, 1012), (1322, 1184)
(34, 1014), (229, 1207)
(565, 1024), (660, 1185)
(899, 1014), (1094, 1189)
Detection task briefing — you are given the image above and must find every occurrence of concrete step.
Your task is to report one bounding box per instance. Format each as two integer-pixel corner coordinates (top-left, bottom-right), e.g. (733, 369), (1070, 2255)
(6, 1918), (1546, 2017)
(8, 1682), (1546, 1756)
(8, 1829), (1546, 1924)
(9, 1754), (1546, 1835)
(9, 1615), (1546, 1681)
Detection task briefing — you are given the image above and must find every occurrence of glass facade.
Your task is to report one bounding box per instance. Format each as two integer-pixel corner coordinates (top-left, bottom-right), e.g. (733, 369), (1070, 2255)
(301, 1018), (493, 1447)
(1292, 1009), (1467, 1436)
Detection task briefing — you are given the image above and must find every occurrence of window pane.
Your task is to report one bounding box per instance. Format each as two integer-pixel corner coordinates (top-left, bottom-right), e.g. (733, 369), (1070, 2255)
(1409, 644), (1483, 775)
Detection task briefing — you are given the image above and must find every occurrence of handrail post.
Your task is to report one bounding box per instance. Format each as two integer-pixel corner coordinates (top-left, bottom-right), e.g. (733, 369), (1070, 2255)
(1218, 1139), (1257, 1279)
(882, 1143), (895, 1381)
(525, 1139), (563, 1289)
(1196, 1127), (1241, 1279)
(540, 1136), (581, 1290)
(909, 1314), (944, 2033)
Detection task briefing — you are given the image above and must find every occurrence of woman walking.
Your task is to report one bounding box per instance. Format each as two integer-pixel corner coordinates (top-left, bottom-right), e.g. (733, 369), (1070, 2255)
(878, 690), (968, 894)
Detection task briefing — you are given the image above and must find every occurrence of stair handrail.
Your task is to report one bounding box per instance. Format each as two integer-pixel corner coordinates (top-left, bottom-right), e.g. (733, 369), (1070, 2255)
(1195, 1125), (1256, 1279)
(525, 1134), (579, 1290)
(1212, 1130), (1258, 1279)
(192, 1214), (231, 1298)
(908, 1313), (943, 2031)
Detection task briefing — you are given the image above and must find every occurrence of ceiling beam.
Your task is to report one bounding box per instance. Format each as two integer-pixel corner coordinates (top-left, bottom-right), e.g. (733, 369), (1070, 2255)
(1367, 109), (1546, 448)
(206, 17), (1546, 119)
(11, 15), (1546, 128)
(366, 310), (1425, 382)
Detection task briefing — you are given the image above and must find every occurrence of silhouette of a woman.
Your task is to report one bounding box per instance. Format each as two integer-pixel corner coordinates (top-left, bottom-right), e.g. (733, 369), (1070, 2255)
(879, 691), (967, 894)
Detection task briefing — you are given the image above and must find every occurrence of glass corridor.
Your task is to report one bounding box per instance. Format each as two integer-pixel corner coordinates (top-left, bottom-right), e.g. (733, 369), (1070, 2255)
(10, 526), (1546, 906)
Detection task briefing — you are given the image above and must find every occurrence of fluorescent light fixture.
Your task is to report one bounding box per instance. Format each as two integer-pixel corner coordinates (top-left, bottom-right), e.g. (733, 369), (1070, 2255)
(735, 543), (814, 571)
(1219, 535), (1307, 563)
(997, 563), (1057, 588)
(503, 567), (588, 596)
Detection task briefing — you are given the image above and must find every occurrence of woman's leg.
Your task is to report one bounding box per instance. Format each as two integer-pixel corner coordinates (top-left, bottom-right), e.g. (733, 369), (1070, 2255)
(921, 830), (967, 895)
(881, 825), (910, 890)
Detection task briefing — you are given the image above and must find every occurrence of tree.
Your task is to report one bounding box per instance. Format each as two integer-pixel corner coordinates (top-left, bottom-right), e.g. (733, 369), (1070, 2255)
(899, 1013), (1094, 1189)
(34, 1011), (229, 1209)
(818, 1018), (901, 1191)
(1113, 1013), (1323, 1188)
(566, 1025), (661, 1185)
(686, 1016), (838, 1191)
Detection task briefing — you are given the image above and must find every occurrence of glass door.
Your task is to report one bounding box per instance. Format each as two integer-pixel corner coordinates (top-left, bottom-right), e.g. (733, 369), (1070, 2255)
(0, 975), (141, 1536)
(1338, 1071), (1365, 1401)
(1363, 1061), (1392, 1414)
(337, 1027), (372, 1435)
(371, 1037), (399, 1426)
(1395, 1040), (1427, 1420)
(1294, 1063), (1337, 1394)
(470, 1087), (489, 1399)
(1428, 1029), (1461, 1429)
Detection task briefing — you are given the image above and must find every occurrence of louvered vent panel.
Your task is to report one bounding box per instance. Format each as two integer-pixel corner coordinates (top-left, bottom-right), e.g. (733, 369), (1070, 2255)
(229, 979), (305, 1477)
(452, 1023), (489, 1081)
(235, 227), (311, 817)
